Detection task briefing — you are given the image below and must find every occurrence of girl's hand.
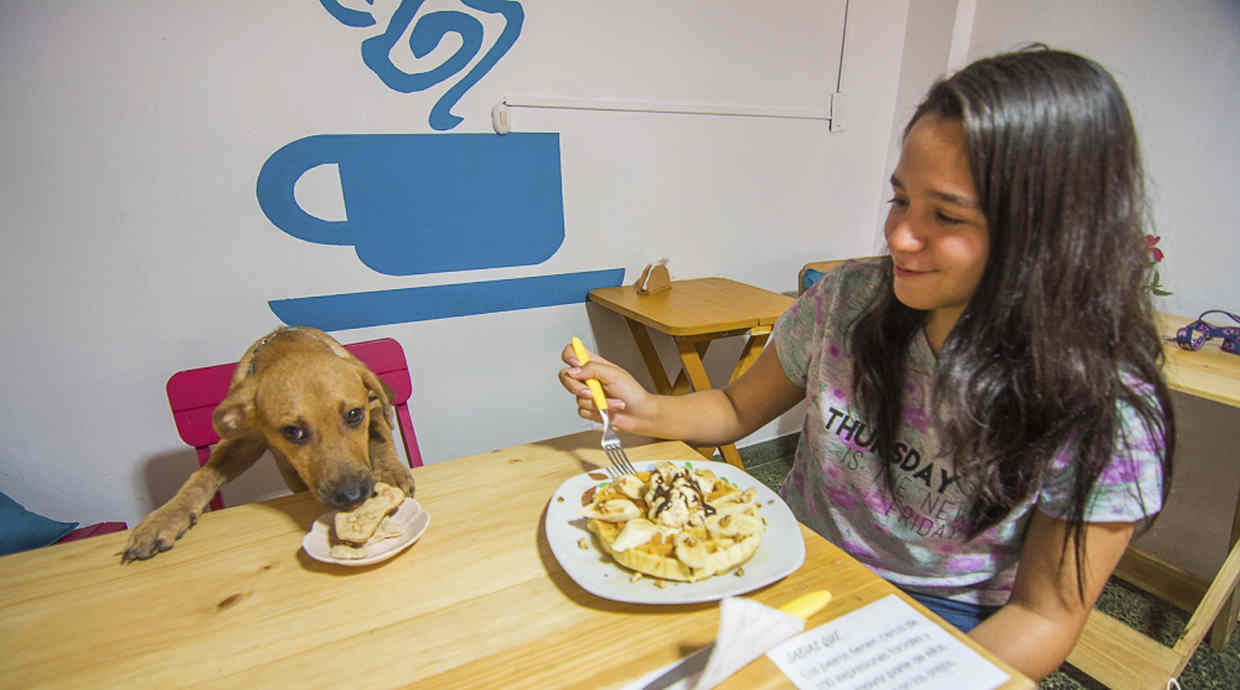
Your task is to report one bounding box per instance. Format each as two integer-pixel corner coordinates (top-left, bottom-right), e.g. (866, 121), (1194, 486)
(557, 342), (653, 432)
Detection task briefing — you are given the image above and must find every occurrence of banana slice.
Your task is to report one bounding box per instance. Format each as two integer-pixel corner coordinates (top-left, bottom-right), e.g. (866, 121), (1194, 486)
(614, 474), (646, 501)
(676, 530), (763, 573)
(610, 518), (678, 552)
(705, 512), (765, 538)
(580, 497), (641, 522)
(674, 530), (735, 572)
(694, 470), (718, 496)
(711, 488), (759, 516)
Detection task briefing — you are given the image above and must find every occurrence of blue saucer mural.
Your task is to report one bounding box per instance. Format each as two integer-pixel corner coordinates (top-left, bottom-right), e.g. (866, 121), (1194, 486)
(258, 0), (623, 330)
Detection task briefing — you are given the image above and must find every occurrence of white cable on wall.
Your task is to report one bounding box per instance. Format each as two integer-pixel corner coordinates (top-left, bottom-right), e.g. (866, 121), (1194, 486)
(491, 95), (829, 133)
(491, 1), (850, 135)
(505, 95), (827, 120)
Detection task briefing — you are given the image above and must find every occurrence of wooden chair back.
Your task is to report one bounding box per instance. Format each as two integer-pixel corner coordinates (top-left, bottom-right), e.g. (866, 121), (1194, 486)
(798, 257), (882, 294)
(165, 337), (424, 511)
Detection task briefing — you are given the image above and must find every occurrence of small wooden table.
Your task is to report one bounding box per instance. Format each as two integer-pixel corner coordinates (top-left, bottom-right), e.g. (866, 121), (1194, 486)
(1117, 313), (1240, 648)
(589, 277), (796, 468)
(1066, 312), (1240, 687)
(0, 432), (1031, 689)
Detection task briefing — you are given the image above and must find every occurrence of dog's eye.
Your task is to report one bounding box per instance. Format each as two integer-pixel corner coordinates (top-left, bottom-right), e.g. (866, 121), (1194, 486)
(345, 407), (364, 427)
(281, 425), (308, 443)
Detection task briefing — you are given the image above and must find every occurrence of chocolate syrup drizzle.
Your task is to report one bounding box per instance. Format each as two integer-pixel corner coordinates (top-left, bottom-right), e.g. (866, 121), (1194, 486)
(650, 468), (715, 519)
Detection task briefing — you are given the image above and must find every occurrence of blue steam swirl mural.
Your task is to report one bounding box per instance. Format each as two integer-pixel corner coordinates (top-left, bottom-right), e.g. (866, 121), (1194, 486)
(321, 0), (522, 131)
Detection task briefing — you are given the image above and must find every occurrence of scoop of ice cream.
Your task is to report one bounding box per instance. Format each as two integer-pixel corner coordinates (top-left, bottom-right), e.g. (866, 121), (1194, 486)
(647, 466), (713, 528)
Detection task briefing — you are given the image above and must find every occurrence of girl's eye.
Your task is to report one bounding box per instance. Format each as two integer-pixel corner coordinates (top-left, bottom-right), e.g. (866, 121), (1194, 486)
(935, 211), (963, 225)
(887, 196), (909, 208)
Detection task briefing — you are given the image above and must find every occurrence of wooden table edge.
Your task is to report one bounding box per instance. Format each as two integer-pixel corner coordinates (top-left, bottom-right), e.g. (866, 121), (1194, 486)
(588, 279), (794, 337)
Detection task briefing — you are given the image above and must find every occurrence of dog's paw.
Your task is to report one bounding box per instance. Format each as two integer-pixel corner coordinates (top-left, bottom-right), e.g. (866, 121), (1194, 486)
(121, 510), (197, 564)
(378, 468), (416, 499)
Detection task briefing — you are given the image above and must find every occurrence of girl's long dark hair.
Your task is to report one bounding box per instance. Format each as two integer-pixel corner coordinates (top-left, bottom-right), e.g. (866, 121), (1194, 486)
(850, 47), (1174, 598)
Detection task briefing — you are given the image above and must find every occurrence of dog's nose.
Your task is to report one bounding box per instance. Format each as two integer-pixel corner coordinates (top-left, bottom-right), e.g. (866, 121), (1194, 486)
(328, 477), (375, 509)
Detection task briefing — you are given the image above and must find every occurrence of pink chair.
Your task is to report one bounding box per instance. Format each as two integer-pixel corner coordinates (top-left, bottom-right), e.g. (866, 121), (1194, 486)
(165, 337), (424, 511)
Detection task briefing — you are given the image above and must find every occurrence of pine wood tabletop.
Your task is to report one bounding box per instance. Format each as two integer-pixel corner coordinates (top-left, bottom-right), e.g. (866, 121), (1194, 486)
(0, 432), (1031, 689)
(589, 278), (795, 337)
(1156, 312), (1240, 408)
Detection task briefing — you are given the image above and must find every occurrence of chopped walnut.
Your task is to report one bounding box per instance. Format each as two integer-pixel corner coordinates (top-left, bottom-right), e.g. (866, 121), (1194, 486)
(734, 567), (745, 577)
(577, 537), (590, 550)
(629, 571), (644, 583)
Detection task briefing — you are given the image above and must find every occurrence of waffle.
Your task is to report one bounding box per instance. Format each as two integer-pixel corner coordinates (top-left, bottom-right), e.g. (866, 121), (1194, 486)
(580, 461), (764, 582)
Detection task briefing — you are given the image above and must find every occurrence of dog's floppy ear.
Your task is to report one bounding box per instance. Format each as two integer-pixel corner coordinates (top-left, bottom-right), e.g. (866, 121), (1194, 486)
(360, 369), (396, 430)
(213, 379), (258, 439)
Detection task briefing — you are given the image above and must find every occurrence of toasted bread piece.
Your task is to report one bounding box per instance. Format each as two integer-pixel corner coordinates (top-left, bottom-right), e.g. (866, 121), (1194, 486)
(328, 517), (404, 559)
(334, 482), (404, 545)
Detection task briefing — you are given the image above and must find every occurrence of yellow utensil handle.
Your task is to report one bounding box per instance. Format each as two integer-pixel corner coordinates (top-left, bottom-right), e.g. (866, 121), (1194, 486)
(778, 590), (831, 620)
(570, 337), (609, 412)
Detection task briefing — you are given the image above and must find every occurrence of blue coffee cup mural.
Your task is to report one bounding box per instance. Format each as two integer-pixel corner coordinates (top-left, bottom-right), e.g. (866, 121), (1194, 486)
(258, 133), (566, 275)
(258, 0), (623, 330)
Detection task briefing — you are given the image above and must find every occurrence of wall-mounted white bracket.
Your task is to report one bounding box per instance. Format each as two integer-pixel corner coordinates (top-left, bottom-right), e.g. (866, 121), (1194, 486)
(828, 92), (846, 133)
(491, 101), (511, 135)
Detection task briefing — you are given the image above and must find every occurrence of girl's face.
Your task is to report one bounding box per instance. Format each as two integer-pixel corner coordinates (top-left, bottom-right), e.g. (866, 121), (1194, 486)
(884, 114), (990, 349)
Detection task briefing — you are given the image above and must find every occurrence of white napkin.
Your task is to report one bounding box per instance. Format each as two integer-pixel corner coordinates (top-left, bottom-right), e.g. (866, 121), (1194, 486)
(692, 596), (807, 689)
(625, 596), (808, 690)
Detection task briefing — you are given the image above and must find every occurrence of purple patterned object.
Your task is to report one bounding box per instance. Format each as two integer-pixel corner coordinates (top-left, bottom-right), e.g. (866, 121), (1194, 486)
(1174, 310), (1240, 355)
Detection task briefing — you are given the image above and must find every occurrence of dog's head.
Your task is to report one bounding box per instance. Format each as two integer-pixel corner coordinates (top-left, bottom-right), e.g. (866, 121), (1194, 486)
(212, 328), (395, 510)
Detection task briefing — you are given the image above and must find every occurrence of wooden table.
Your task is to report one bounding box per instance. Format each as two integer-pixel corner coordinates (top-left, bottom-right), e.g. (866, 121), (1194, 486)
(1065, 312), (1240, 687)
(589, 278), (796, 468)
(0, 432), (1031, 689)
(1115, 313), (1240, 647)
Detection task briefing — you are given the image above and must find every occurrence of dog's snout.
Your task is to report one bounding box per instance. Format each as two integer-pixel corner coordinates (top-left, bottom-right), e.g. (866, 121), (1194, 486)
(327, 476), (375, 509)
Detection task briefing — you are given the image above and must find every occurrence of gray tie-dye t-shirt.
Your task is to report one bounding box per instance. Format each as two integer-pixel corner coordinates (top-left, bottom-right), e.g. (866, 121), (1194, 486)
(773, 258), (1165, 606)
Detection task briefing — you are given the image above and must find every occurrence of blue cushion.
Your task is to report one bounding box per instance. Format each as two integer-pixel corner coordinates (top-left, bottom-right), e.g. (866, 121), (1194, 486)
(801, 268), (826, 293)
(0, 490), (78, 556)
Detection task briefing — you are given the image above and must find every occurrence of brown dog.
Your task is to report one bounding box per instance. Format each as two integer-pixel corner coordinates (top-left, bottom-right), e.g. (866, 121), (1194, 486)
(123, 327), (417, 563)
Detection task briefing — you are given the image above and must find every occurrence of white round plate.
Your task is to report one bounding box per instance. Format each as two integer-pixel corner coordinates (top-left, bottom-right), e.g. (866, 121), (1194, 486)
(545, 460), (806, 604)
(302, 498), (430, 567)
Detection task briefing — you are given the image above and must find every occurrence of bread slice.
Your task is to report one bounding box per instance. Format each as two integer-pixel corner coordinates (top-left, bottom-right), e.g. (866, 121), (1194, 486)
(333, 482), (404, 545)
(328, 516), (404, 559)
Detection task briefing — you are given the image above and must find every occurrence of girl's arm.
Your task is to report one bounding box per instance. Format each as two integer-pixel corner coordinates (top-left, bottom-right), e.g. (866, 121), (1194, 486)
(558, 339), (805, 446)
(968, 510), (1135, 680)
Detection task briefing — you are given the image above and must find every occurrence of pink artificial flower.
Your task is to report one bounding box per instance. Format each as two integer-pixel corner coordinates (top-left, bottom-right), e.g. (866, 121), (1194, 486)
(1145, 235), (1164, 263)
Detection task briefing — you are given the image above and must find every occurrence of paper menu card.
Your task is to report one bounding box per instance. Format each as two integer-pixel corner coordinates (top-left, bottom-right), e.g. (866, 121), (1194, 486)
(766, 594), (1010, 690)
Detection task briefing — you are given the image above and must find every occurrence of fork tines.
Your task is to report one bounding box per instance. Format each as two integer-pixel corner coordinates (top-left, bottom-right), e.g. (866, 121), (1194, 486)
(604, 446), (637, 478)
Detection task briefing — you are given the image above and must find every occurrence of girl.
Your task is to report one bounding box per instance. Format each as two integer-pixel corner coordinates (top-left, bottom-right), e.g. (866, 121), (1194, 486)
(558, 47), (1173, 680)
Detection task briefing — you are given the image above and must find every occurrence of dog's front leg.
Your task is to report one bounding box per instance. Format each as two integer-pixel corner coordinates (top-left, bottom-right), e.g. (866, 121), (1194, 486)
(122, 438), (266, 563)
(369, 424), (416, 498)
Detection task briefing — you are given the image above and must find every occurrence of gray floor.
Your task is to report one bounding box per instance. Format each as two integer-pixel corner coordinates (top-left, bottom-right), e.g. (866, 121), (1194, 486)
(738, 438), (1240, 689)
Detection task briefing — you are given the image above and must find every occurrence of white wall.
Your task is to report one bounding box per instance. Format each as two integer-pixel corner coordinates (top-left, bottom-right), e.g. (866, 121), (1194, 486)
(0, 1), (910, 526)
(965, 0), (1239, 319)
(884, 0), (960, 186)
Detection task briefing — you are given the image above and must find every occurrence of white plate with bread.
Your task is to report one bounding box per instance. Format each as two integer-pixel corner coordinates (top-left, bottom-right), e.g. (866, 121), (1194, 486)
(302, 496), (430, 567)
